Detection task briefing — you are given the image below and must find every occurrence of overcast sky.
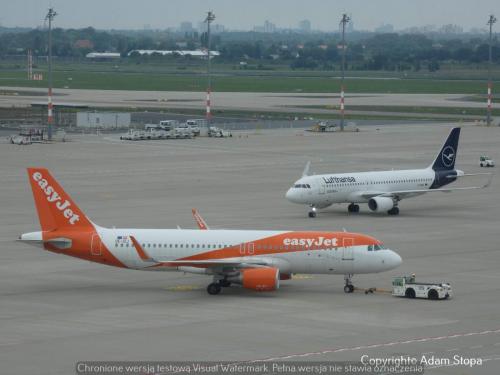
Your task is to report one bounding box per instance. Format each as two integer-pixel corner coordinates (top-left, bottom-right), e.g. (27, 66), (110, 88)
(1, 0), (498, 31)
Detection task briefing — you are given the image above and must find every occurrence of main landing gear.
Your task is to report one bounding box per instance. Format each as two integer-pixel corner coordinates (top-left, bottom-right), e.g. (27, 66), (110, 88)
(308, 205), (317, 218)
(206, 278), (232, 295)
(388, 207), (399, 215)
(344, 274), (354, 293)
(347, 203), (360, 213)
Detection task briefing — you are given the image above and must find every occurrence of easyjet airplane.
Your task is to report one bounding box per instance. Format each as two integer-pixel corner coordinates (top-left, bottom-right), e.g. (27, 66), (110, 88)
(19, 168), (402, 295)
(286, 127), (492, 217)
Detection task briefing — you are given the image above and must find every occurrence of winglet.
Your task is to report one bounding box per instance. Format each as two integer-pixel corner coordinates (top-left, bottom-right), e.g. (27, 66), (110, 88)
(302, 161), (311, 177)
(130, 236), (153, 261)
(192, 208), (209, 230)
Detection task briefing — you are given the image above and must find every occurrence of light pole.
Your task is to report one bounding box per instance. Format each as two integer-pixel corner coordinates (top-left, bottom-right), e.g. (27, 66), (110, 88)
(487, 14), (496, 126)
(45, 8), (57, 140)
(339, 14), (350, 132)
(205, 11), (215, 132)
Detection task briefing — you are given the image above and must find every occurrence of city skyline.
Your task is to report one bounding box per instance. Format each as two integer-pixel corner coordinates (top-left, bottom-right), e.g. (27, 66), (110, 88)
(1, 0), (498, 32)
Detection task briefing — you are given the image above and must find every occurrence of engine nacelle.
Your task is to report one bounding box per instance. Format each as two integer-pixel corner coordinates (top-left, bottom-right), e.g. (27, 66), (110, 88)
(368, 196), (394, 212)
(228, 267), (280, 291)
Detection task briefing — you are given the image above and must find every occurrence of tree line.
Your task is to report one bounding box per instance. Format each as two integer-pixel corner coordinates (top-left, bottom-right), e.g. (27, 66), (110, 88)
(0, 27), (498, 71)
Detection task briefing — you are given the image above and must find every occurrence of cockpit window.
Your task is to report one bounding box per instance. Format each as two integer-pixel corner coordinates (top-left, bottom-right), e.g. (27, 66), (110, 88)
(373, 244), (386, 251)
(293, 184), (311, 189)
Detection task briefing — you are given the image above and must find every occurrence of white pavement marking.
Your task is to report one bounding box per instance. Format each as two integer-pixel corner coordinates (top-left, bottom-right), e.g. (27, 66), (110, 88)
(249, 328), (500, 362)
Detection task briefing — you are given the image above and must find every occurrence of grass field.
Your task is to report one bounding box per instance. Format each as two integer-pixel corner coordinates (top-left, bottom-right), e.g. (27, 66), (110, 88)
(1, 60), (499, 94)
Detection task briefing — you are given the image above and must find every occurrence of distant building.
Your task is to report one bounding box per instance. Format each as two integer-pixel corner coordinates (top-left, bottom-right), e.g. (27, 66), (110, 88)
(264, 20), (276, 33)
(197, 21), (206, 33)
(299, 20), (311, 33)
(85, 52), (120, 59)
(212, 24), (225, 34)
(74, 39), (94, 49)
(180, 21), (194, 33)
(77, 112), (131, 129)
(128, 49), (220, 58)
(254, 20), (276, 33)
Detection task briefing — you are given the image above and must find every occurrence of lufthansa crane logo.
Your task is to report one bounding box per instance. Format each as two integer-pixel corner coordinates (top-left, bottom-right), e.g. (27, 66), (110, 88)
(441, 146), (455, 167)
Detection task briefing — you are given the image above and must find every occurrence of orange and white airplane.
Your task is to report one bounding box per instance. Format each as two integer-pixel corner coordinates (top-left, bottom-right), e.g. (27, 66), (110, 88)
(19, 168), (402, 295)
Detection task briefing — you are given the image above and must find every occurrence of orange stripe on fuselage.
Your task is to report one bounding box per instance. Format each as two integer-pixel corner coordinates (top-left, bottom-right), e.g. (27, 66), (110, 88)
(148, 231), (380, 269)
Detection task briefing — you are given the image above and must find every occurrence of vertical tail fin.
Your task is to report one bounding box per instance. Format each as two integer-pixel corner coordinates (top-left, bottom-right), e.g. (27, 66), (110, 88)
(27, 168), (93, 231)
(430, 127), (460, 171)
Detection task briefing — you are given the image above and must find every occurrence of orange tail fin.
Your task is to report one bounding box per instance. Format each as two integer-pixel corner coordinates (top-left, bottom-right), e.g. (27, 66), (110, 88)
(27, 168), (94, 231)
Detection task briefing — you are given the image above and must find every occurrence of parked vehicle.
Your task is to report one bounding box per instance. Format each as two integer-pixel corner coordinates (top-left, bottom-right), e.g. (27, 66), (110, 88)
(392, 275), (452, 300)
(208, 126), (232, 138)
(479, 155), (495, 167)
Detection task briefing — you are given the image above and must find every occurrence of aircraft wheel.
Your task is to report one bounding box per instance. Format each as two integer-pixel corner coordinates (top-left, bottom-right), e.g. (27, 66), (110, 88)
(344, 284), (354, 293)
(388, 207), (399, 215)
(308, 211), (316, 218)
(207, 283), (222, 295)
(348, 203), (360, 213)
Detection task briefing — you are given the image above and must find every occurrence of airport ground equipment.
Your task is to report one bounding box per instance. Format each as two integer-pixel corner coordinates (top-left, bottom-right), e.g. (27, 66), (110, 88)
(392, 276), (452, 300)
(208, 126), (232, 138)
(479, 155), (495, 167)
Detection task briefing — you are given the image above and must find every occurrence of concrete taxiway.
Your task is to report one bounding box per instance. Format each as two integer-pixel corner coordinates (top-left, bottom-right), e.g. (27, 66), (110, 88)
(1, 86), (496, 116)
(1, 123), (499, 374)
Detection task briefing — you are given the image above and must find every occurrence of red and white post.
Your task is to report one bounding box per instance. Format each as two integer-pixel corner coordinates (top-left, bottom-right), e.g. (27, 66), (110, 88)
(206, 88), (212, 120)
(48, 87), (53, 129)
(340, 85), (345, 118)
(487, 82), (493, 126)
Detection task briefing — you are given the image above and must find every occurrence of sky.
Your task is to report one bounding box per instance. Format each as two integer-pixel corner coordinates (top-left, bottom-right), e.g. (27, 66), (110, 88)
(0, 0), (498, 32)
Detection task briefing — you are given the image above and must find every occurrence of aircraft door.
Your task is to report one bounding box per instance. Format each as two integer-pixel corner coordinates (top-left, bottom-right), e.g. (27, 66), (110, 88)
(239, 242), (255, 256)
(318, 181), (326, 195)
(341, 237), (354, 273)
(342, 238), (354, 260)
(90, 233), (102, 256)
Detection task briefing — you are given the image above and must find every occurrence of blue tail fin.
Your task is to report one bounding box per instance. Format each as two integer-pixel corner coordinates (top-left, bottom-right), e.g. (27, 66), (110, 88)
(430, 127), (460, 171)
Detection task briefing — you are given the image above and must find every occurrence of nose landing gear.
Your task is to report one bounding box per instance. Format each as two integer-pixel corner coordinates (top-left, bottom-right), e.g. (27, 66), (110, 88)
(308, 205), (317, 218)
(344, 274), (355, 293)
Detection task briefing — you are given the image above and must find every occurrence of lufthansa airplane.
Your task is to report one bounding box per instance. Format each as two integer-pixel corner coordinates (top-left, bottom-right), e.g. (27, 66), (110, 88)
(19, 168), (401, 295)
(286, 127), (492, 217)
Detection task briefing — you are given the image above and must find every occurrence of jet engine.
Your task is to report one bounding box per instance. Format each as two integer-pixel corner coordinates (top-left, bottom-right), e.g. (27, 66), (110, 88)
(368, 196), (394, 212)
(228, 267), (280, 291)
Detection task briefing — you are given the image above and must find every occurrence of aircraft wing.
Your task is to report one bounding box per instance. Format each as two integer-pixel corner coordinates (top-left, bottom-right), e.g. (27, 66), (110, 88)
(360, 180), (492, 200)
(192, 208), (209, 230)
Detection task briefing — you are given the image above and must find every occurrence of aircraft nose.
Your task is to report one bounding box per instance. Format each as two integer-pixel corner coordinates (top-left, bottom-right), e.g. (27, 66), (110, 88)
(386, 250), (403, 269)
(286, 188), (297, 202)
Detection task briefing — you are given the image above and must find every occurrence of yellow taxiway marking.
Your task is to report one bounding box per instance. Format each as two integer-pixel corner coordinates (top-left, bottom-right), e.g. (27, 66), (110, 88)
(292, 274), (314, 280)
(163, 285), (203, 291)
